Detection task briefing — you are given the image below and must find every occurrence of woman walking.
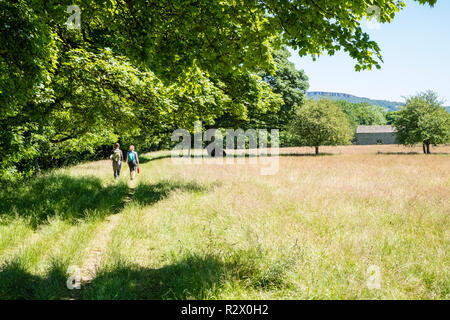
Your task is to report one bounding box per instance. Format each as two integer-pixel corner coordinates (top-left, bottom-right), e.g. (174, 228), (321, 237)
(127, 145), (140, 180)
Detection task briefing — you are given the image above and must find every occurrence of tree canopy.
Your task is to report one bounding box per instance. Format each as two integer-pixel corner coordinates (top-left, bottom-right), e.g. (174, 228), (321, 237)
(288, 99), (352, 155)
(214, 47), (308, 130)
(0, 0), (439, 180)
(335, 101), (387, 139)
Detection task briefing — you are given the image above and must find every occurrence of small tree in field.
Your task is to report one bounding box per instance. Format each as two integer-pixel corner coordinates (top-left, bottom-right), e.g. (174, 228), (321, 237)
(393, 91), (450, 154)
(289, 99), (352, 155)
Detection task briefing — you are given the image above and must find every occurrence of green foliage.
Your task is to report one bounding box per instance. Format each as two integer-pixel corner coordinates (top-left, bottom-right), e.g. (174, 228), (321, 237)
(0, 1), (56, 112)
(336, 101), (387, 140)
(0, 0), (438, 180)
(288, 99), (352, 154)
(259, 47), (309, 129)
(386, 111), (400, 125)
(214, 47), (307, 132)
(393, 91), (450, 153)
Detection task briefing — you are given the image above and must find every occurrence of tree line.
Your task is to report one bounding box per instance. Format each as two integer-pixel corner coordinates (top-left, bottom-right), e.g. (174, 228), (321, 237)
(287, 91), (449, 155)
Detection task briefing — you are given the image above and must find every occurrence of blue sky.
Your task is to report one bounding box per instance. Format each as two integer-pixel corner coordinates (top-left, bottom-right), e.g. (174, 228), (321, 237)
(288, 0), (450, 104)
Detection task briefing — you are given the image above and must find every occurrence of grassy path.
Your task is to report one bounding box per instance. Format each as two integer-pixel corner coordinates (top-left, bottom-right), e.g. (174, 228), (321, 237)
(79, 214), (122, 283)
(80, 181), (137, 283)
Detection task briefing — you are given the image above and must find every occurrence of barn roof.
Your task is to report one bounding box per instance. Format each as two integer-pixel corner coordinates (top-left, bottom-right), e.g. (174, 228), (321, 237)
(356, 125), (397, 134)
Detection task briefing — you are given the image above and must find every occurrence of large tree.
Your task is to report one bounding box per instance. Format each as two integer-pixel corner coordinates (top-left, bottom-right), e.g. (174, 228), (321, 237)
(260, 47), (309, 129)
(393, 91), (450, 154)
(288, 99), (352, 155)
(0, 0), (439, 180)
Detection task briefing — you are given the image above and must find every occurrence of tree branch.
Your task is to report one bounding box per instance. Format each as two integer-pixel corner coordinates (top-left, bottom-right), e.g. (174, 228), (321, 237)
(50, 135), (74, 143)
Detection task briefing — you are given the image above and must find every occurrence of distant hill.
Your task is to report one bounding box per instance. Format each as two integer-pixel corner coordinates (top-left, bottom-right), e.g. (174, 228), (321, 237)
(306, 91), (404, 111)
(306, 91), (450, 112)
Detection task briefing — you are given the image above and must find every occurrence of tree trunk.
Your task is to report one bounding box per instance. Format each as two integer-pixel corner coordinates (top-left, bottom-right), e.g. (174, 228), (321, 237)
(315, 146), (319, 155)
(423, 143), (427, 154)
(34, 159), (41, 176)
(426, 142), (431, 154)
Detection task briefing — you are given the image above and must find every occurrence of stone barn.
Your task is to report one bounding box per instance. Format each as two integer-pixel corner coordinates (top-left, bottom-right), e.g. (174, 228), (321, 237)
(356, 125), (397, 145)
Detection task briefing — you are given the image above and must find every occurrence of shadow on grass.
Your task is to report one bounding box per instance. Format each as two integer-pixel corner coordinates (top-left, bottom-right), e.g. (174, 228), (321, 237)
(0, 250), (292, 299)
(172, 152), (334, 159)
(82, 249), (292, 299)
(0, 259), (71, 300)
(133, 180), (208, 206)
(0, 175), (130, 228)
(0, 178), (217, 300)
(377, 152), (449, 155)
(279, 152), (334, 157)
(0, 175), (210, 228)
(87, 258), (290, 299)
(0, 255), (227, 300)
(82, 256), (225, 299)
(138, 154), (172, 164)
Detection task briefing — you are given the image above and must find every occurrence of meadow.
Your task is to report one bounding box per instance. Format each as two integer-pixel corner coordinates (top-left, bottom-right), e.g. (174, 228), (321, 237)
(0, 145), (449, 299)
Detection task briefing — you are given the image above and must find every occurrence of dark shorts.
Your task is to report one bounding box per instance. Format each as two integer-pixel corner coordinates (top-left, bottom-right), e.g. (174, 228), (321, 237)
(128, 161), (137, 172)
(113, 161), (121, 171)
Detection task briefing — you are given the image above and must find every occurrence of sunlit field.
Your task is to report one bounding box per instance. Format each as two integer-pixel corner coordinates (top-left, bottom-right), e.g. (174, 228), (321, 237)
(0, 145), (449, 299)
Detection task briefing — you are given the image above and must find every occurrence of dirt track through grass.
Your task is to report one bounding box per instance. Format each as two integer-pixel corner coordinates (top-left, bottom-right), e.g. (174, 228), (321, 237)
(80, 181), (137, 283)
(79, 214), (122, 283)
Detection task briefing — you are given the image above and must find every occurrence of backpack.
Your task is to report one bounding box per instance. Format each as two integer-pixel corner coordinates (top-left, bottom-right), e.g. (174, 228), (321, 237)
(128, 151), (136, 162)
(113, 149), (121, 162)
